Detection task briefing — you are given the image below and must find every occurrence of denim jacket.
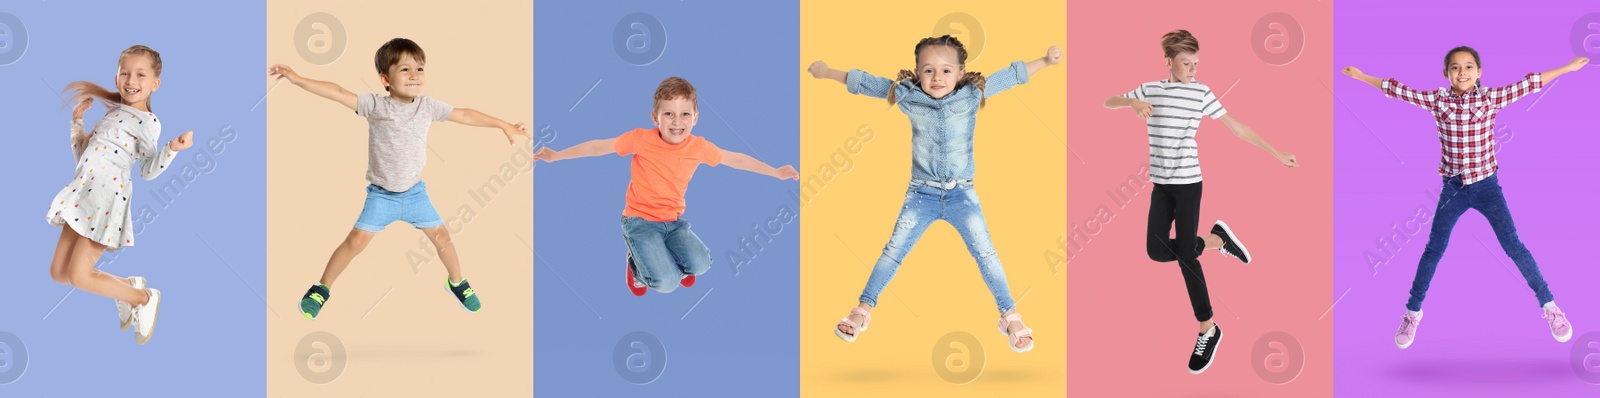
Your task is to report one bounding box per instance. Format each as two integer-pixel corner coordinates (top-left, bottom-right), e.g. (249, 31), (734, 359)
(844, 60), (1030, 183)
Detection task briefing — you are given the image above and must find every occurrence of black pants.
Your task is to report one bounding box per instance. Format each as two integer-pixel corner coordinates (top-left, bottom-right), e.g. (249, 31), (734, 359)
(1146, 182), (1211, 322)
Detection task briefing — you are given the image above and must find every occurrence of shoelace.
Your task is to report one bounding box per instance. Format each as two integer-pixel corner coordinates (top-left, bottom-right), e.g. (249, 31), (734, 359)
(1193, 334), (1210, 356)
(309, 292), (325, 304)
(461, 288), (475, 298)
(1543, 308), (1569, 330)
(1399, 315), (1419, 336)
(130, 304), (145, 331)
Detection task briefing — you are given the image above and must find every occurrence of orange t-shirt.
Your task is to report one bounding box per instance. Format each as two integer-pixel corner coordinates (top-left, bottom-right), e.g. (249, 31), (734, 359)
(615, 128), (724, 222)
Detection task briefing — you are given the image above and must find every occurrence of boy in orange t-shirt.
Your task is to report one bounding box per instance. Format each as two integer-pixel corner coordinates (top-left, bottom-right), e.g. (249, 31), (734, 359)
(537, 77), (797, 295)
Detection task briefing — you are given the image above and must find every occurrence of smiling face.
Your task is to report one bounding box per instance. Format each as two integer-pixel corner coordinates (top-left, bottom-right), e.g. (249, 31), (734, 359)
(1444, 50), (1482, 93)
(651, 97), (697, 145)
(1166, 51), (1199, 83)
(380, 53), (426, 101)
(916, 44), (965, 99)
(116, 54), (160, 109)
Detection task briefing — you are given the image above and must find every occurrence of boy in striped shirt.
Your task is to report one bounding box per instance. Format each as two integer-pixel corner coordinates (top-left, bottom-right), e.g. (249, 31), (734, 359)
(1103, 29), (1298, 374)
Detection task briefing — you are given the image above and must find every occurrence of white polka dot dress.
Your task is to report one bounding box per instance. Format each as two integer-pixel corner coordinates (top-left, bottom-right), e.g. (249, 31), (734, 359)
(46, 103), (177, 251)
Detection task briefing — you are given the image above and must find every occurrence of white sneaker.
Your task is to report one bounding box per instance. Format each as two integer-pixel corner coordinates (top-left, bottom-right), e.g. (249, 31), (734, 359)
(132, 288), (161, 345)
(117, 276), (147, 331)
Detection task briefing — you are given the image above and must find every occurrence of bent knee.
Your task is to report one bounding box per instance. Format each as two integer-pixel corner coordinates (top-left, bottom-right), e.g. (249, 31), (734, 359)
(422, 227), (455, 247)
(342, 231), (375, 252)
(49, 268), (71, 285)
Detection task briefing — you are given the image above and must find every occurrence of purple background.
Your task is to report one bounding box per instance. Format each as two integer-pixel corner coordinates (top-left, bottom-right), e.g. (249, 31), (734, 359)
(1334, 1), (1600, 396)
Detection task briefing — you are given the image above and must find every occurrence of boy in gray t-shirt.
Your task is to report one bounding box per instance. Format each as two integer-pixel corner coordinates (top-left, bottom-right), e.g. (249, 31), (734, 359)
(269, 38), (530, 319)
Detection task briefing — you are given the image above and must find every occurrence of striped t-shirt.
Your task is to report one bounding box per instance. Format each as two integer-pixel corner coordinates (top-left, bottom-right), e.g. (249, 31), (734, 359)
(1124, 80), (1227, 185)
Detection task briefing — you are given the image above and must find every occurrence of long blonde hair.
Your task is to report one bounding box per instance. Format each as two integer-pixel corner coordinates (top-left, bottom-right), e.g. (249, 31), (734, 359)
(887, 35), (987, 108)
(64, 45), (163, 112)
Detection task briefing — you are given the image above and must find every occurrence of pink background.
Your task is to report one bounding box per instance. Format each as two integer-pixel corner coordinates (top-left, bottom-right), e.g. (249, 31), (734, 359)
(1066, 1), (1333, 396)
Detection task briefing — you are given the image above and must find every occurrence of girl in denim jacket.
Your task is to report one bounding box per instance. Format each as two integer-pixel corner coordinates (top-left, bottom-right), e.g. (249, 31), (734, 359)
(809, 35), (1060, 353)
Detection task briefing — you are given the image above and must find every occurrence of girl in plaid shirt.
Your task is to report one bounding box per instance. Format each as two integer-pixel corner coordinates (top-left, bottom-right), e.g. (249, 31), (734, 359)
(1344, 48), (1588, 350)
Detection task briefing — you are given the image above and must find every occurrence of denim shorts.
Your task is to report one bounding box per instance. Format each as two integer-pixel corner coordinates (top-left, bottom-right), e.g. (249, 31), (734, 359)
(353, 181), (443, 232)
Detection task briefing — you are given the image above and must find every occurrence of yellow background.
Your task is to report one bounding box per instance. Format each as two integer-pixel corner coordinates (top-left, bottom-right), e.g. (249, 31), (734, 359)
(799, 2), (1066, 395)
(264, 2), (532, 396)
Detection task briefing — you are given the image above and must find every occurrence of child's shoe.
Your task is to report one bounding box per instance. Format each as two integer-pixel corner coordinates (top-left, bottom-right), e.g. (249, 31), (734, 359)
(447, 278), (481, 312)
(1543, 302), (1572, 342)
(132, 288), (161, 345)
(626, 254), (647, 296)
(1188, 323), (1221, 374)
(1212, 220), (1252, 264)
(1396, 310), (1422, 349)
(117, 276), (147, 330)
(300, 284), (331, 320)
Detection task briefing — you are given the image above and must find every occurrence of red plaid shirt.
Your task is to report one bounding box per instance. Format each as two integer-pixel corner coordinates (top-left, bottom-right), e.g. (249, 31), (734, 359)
(1383, 73), (1542, 185)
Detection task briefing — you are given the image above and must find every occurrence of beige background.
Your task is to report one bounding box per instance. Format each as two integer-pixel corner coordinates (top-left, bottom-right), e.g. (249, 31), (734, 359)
(265, 2), (531, 396)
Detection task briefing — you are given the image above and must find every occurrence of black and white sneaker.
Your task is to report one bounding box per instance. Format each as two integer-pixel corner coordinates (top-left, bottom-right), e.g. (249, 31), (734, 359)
(1188, 324), (1222, 374)
(1212, 220), (1252, 264)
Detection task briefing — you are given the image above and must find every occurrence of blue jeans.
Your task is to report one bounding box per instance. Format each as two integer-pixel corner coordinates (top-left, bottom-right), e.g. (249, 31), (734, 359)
(858, 181), (1017, 314)
(1407, 175), (1554, 311)
(622, 216), (712, 294)
(353, 181), (443, 232)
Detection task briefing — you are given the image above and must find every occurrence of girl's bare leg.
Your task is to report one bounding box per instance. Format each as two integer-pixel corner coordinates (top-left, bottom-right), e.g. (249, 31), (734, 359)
(65, 235), (147, 306)
(50, 226), (79, 285)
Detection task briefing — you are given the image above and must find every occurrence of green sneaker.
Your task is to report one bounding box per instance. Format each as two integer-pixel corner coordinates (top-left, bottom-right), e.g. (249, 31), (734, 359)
(447, 278), (481, 313)
(300, 284), (331, 319)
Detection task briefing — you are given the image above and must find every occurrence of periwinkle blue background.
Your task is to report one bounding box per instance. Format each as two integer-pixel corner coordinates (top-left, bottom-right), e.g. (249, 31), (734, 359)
(533, 1), (800, 396)
(0, 1), (265, 396)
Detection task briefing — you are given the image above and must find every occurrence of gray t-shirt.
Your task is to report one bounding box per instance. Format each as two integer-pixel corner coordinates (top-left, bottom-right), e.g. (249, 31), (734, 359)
(356, 93), (454, 192)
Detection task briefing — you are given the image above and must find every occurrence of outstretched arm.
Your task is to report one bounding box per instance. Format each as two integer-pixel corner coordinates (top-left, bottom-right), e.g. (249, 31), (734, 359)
(807, 61), (848, 85)
(268, 64), (358, 111)
(720, 150), (798, 180)
(1341, 66), (1383, 89)
(808, 60), (898, 99)
(447, 108), (531, 145)
(1025, 46), (1063, 76)
(1539, 56), (1589, 83)
(980, 46), (1060, 98)
(1219, 114), (1296, 168)
(1346, 66), (1435, 109)
(535, 138), (616, 162)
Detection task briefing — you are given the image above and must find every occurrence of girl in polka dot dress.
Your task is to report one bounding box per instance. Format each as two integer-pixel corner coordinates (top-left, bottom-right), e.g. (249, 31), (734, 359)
(45, 45), (194, 345)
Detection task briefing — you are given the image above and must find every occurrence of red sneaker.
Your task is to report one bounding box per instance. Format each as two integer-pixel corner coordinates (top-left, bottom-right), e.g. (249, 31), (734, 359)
(626, 254), (646, 296)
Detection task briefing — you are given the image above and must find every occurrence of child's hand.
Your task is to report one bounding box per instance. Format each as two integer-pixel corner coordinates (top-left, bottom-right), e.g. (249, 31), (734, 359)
(1130, 99), (1153, 119)
(1276, 152), (1298, 168)
(267, 64), (300, 83)
(808, 61), (831, 79)
(503, 122), (531, 146)
(167, 131), (194, 151)
(1341, 66), (1362, 78)
(1568, 57), (1590, 71)
(535, 147), (560, 162)
(773, 165), (799, 180)
(1043, 46), (1062, 66)
(72, 97), (93, 120)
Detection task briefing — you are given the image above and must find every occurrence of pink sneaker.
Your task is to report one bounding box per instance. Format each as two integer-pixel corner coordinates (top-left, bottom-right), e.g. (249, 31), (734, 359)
(1395, 310), (1423, 349)
(1543, 303), (1572, 343)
